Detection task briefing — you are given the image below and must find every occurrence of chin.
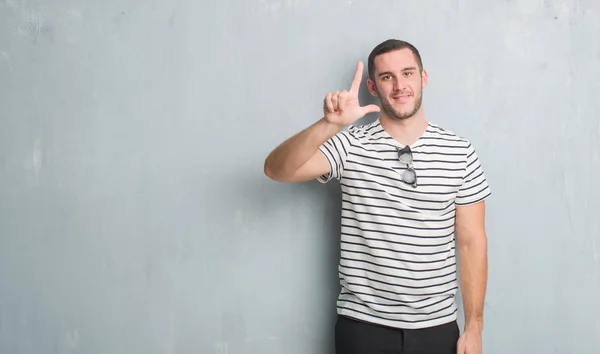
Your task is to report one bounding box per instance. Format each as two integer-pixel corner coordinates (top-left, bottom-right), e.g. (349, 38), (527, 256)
(383, 108), (414, 120)
(397, 105), (414, 114)
(380, 95), (421, 120)
(393, 107), (416, 119)
(391, 113), (414, 120)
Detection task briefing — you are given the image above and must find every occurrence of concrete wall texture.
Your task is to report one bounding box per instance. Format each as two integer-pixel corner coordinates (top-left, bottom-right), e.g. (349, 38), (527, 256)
(1, 0), (599, 353)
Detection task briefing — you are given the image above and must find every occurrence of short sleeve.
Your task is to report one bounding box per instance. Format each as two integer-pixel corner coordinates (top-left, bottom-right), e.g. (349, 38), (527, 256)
(456, 143), (491, 205)
(316, 129), (354, 183)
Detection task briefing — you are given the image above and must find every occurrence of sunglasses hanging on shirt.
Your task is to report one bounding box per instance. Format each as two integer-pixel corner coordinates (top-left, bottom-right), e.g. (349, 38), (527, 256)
(397, 145), (417, 188)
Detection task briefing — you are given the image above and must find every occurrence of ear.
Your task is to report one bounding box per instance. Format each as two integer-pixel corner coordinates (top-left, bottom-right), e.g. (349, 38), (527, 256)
(421, 69), (428, 88)
(367, 78), (378, 97)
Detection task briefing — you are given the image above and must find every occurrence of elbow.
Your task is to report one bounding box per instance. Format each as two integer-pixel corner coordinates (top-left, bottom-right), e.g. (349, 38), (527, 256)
(263, 158), (282, 181)
(458, 233), (487, 254)
(264, 163), (275, 180)
(264, 159), (274, 179)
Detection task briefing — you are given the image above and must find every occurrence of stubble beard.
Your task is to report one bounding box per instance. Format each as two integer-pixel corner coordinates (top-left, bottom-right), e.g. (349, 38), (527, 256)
(379, 88), (423, 120)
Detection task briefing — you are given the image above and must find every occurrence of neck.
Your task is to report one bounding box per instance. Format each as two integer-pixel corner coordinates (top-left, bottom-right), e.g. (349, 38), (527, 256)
(379, 109), (428, 146)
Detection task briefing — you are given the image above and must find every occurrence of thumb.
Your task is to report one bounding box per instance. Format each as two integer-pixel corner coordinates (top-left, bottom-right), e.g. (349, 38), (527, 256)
(362, 104), (380, 114)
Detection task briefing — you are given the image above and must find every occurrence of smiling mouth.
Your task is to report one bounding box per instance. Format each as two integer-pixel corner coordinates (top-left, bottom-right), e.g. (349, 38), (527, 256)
(392, 94), (412, 103)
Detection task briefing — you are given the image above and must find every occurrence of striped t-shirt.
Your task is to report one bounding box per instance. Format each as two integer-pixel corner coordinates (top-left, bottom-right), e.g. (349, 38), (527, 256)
(317, 118), (491, 330)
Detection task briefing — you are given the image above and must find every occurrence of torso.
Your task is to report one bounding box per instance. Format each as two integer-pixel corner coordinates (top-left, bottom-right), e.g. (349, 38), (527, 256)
(318, 118), (484, 329)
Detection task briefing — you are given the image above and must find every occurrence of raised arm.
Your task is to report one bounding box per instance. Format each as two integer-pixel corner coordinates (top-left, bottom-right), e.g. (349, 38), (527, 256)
(263, 118), (341, 182)
(263, 61), (380, 182)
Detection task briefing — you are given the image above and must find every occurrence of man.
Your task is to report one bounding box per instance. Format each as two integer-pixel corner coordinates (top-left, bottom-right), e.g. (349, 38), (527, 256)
(264, 39), (490, 354)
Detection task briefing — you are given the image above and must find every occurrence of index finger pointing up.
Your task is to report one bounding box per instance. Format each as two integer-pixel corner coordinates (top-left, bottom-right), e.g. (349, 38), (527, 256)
(350, 61), (364, 94)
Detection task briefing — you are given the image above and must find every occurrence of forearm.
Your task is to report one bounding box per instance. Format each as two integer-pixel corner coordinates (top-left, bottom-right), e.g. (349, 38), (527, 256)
(458, 234), (488, 332)
(264, 117), (341, 179)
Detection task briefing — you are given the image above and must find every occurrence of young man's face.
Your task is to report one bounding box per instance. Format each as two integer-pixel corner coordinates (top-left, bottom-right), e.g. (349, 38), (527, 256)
(367, 48), (428, 120)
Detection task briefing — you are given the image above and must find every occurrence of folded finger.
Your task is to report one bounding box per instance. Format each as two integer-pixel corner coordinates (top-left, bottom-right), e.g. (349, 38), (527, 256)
(331, 91), (340, 111)
(324, 93), (334, 113)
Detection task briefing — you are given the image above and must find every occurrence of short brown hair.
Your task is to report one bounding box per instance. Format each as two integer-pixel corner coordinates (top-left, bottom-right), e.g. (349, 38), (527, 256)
(367, 39), (423, 80)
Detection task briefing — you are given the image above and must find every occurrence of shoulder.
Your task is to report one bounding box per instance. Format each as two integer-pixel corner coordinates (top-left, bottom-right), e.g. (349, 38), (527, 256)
(426, 122), (473, 150)
(424, 123), (490, 175)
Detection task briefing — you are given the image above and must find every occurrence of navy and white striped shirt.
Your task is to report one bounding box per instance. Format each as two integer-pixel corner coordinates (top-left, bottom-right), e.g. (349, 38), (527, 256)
(317, 118), (491, 329)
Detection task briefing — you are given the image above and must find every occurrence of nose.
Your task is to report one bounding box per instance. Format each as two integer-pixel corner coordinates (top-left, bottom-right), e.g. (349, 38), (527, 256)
(393, 77), (406, 92)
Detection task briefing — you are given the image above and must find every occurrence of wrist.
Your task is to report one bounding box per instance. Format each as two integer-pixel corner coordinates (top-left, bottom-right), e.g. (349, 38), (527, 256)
(464, 319), (483, 333)
(320, 117), (344, 133)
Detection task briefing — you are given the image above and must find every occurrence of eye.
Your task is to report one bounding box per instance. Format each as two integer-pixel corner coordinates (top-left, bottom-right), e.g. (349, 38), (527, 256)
(382, 75), (392, 80)
(404, 72), (413, 77)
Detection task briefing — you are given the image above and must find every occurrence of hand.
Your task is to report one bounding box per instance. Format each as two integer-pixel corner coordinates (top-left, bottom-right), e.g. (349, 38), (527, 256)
(457, 328), (482, 354)
(322, 61), (380, 127)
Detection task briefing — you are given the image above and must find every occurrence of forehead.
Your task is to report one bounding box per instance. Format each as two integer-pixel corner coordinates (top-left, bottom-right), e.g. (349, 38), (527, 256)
(373, 48), (419, 73)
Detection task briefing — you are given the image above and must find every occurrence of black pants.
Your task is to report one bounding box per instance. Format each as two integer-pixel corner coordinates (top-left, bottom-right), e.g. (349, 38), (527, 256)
(335, 315), (460, 354)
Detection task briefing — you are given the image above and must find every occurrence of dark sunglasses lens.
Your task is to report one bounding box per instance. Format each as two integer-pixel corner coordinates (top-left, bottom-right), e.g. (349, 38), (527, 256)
(399, 152), (412, 164)
(403, 169), (416, 184)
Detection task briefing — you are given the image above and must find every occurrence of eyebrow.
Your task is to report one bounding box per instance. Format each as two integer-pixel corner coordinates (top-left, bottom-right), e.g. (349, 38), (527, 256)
(378, 67), (418, 77)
